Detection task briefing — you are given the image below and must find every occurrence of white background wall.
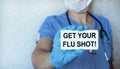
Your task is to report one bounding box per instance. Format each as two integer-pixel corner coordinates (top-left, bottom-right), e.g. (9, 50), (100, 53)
(0, 0), (120, 69)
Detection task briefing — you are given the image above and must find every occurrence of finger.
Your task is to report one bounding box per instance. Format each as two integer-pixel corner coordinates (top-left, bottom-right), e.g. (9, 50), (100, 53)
(64, 25), (76, 30)
(54, 30), (60, 39)
(84, 25), (89, 30)
(77, 26), (84, 31)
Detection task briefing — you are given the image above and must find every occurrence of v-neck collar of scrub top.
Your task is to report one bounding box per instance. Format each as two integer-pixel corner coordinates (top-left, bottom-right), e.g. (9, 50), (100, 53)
(63, 12), (97, 30)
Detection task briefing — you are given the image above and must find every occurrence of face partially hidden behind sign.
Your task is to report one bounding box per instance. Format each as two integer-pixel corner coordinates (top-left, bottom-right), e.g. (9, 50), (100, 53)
(61, 30), (98, 50)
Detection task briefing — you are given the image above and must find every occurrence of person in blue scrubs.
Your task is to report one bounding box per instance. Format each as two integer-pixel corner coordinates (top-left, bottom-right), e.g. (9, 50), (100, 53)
(32, 0), (114, 69)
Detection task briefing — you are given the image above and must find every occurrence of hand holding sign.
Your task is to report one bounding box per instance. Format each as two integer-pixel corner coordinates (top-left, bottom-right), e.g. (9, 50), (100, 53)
(50, 25), (88, 68)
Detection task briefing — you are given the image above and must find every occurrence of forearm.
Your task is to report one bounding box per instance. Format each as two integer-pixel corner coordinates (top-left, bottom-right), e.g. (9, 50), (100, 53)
(32, 50), (54, 69)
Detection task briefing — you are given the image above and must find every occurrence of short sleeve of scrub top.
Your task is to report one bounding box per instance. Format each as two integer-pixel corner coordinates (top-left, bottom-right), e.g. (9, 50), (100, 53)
(38, 17), (54, 40)
(36, 13), (70, 42)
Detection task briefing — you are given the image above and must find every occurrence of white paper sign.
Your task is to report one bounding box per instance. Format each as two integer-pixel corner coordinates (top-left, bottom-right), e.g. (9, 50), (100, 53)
(61, 30), (98, 50)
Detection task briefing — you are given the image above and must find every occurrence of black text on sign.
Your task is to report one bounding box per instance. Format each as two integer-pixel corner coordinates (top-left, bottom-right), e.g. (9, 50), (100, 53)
(61, 30), (98, 50)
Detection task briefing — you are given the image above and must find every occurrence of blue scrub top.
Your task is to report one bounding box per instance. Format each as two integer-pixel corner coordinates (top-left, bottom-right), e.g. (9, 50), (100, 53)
(38, 12), (113, 69)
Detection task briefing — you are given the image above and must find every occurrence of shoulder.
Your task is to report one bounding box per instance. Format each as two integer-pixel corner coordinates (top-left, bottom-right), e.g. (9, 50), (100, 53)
(92, 13), (112, 41)
(92, 14), (110, 24)
(42, 12), (67, 29)
(92, 14), (111, 30)
(44, 12), (66, 23)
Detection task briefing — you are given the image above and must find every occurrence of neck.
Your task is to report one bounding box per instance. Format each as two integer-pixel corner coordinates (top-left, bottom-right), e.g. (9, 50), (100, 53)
(68, 10), (89, 25)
